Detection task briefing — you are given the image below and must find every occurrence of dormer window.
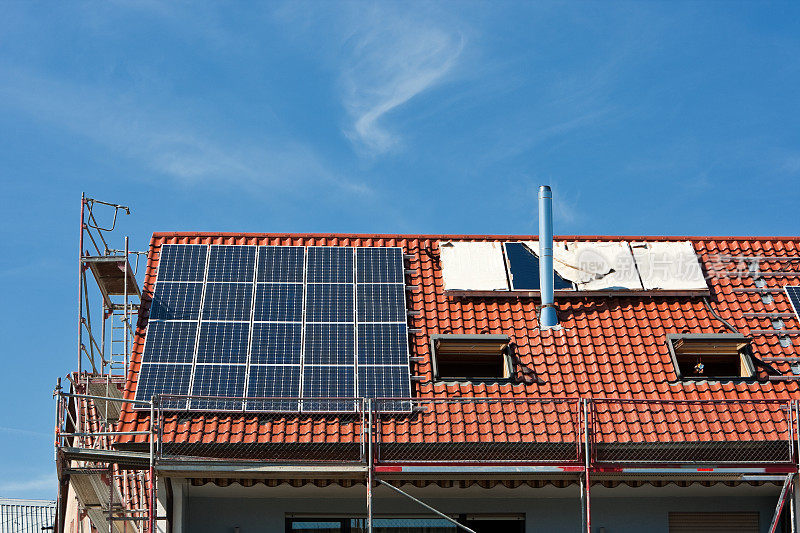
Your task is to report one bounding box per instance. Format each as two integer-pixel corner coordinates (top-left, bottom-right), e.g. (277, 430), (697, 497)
(431, 334), (512, 382)
(668, 334), (754, 380)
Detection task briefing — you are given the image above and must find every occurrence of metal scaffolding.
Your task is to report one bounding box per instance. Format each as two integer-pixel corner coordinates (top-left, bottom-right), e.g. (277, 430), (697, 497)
(53, 392), (800, 533)
(55, 389), (155, 533)
(76, 193), (144, 382)
(56, 194), (151, 533)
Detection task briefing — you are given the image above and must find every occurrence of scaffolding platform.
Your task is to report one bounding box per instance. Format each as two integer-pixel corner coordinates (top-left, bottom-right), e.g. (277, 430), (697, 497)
(84, 255), (140, 306)
(86, 376), (126, 424)
(69, 470), (138, 533)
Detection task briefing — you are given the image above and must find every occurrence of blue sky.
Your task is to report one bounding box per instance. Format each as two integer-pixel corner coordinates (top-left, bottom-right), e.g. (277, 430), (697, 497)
(1, 1), (799, 499)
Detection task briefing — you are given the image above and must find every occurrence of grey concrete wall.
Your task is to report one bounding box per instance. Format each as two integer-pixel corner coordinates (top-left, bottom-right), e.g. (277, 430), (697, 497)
(180, 481), (783, 533)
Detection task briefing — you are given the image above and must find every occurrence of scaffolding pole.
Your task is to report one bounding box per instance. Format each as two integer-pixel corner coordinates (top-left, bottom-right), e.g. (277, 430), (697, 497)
(124, 237), (129, 378)
(78, 193), (85, 378)
(367, 399), (373, 533)
(374, 479), (477, 533)
(149, 399), (155, 533)
(769, 474), (794, 533)
(109, 464), (114, 533)
(583, 398), (591, 533)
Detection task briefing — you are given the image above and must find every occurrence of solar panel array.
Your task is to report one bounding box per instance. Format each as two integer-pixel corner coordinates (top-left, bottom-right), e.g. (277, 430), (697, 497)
(135, 244), (411, 412)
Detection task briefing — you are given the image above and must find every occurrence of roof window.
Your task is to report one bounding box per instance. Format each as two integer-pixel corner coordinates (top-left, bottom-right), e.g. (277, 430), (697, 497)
(667, 334), (754, 380)
(503, 242), (572, 291)
(430, 334), (512, 382)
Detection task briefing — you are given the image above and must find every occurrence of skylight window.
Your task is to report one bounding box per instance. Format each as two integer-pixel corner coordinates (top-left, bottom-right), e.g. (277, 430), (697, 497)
(430, 334), (512, 382)
(667, 334), (754, 380)
(503, 242), (572, 291)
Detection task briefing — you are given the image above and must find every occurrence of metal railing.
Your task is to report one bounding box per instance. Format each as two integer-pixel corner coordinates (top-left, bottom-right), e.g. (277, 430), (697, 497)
(371, 398), (583, 465)
(54, 392), (799, 533)
(590, 399), (795, 465)
(56, 391), (152, 452)
(154, 395), (368, 463)
(55, 390), (157, 533)
(0, 499), (56, 533)
(56, 394), (799, 469)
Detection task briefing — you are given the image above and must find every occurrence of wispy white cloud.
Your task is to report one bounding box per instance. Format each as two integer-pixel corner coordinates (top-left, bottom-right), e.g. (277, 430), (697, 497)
(338, 7), (465, 154)
(514, 180), (582, 233)
(552, 189), (581, 227)
(0, 426), (51, 438)
(0, 65), (372, 197)
(0, 473), (55, 495)
(780, 154), (800, 175)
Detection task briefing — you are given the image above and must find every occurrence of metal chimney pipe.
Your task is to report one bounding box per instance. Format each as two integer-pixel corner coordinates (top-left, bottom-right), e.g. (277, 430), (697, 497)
(538, 185), (558, 329)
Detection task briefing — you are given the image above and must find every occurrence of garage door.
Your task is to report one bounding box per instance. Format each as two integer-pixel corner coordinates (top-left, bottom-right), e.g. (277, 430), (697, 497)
(668, 512), (759, 533)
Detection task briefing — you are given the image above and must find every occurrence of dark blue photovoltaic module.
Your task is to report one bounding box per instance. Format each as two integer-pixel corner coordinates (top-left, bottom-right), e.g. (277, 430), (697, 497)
(156, 244), (207, 282)
(142, 321), (197, 364)
(135, 244), (411, 412)
(149, 282), (203, 320)
(206, 245), (256, 282)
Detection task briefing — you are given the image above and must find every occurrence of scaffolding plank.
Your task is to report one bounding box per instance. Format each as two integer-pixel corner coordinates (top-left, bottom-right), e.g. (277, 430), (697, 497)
(85, 256), (141, 299)
(86, 380), (123, 423)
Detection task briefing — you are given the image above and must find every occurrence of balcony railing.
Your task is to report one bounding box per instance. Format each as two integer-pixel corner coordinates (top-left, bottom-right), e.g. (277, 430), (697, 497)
(591, 399), (795, 465)
(372, 398), (583, 465)
(155, 395), (368, 463)
(56, 393), (799, 470)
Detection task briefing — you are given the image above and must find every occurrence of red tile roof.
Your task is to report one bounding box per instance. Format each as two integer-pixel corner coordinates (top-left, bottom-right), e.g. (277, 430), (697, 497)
(117, 233), (800, 452)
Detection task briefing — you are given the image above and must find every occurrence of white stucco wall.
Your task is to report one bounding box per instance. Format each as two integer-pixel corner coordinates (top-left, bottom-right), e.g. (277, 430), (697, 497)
(168, 479), (786, 533)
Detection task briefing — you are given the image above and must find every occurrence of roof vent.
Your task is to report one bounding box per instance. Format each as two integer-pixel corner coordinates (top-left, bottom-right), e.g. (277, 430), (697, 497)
(538, 185), (558, 329)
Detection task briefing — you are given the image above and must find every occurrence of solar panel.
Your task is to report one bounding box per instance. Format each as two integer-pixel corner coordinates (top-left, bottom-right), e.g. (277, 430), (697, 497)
(257, 246), (304, 282)
(357, 284), (406, 322)
(304, 324), (355, 365)
(357, 323), (409, 365)
(354, 247), (410, 411)
(190, 365), (246, 410)
(302, 247), (357, 410)
(356, 247), (404, 283)
(149, 282), (203, 320)
(202, 283), (253, 321)
(142, 321), (197, 363)
(787, 286), (800, 320)
(196, 322), (249, 364)
(253, 283), (303, 322)
(246, 365), (301, 411)
(135, 244), (412, 413)
(301, 365), (356, 412)
(251, 247), (304, 403)
(305, 284), (355, 322)
(307, 246), (353, 283)
(135, 364), (192, 409)
(357, 366), (411, 411)
(207, 245), (256, 282)
(250, 323), (302, 364)
(157, 244), (207, 282)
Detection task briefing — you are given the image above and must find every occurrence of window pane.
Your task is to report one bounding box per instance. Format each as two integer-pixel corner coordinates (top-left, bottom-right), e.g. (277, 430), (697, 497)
(351, 518), (458, 533)
(290, 521), (343, 533)
(505, 242), (572, 290)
